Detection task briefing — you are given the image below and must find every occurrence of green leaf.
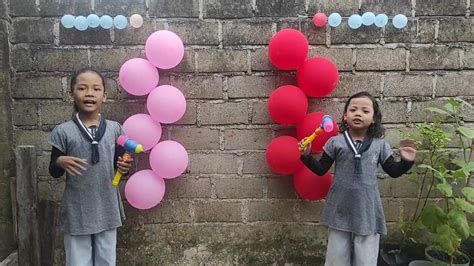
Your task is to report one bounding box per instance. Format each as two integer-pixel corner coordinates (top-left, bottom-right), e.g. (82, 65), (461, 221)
(452, 169), (468, 179)
(407, 172), (421, 184)
(426, 107), (449, 115)
(456, 126), (474, 139)
(462, 187), (474, 202)
(436, 225), (460, 256)
(447, 209), (470, 239)
(437, 184), (453, 197)
(454, 198), (474, 214)
(418, 164), (442, 175)
(447, 98), (461, 109)
(443, 102), (456, 114)
(465, 162), (474, 172)
(421, 204), (447, 233)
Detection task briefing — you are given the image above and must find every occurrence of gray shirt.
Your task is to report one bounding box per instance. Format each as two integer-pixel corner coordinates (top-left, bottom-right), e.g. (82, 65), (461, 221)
(321, 134), (393, 235)
(49, 119), (125, 235)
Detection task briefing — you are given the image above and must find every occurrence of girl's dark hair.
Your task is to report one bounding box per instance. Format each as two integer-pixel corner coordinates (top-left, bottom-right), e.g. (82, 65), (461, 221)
(340, 91), (385, 138)
(70, 68), (106, 113)
(70, 68), (106, 92)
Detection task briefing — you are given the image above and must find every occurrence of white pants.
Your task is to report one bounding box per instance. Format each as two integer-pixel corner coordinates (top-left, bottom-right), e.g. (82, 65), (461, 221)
(325, 228), (380, 266)
(64, 228), (117, 266)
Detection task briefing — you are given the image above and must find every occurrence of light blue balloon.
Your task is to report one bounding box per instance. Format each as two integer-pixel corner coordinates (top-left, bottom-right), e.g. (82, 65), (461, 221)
(392, 14), (408, 29)
(361, 12), (375, 26)
(348, 14), (362, 29)
(74, 16), (88, 31)
(87, 14), (100, 28)
(100, 15), (113, 29)
(113, 15), (128, 30)
(61, 14), (75, 29)
(374, 14), (388, 27)
(328, 13), (342, 27)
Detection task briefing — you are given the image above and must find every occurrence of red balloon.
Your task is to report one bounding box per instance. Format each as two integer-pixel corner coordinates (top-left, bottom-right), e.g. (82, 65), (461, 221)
(313, 13), (327, 27)
(268, 85), (308, 125)
(265, 136), (304, 175)
(268, 29), (309, 70)
(296, 112), (339, 153)
(296, 57), (339, 98)
(294, 166), (333, 201)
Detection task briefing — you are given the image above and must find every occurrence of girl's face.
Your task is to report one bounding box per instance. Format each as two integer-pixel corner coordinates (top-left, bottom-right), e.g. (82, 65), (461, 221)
(343, 96), (375, 131)
(71, 71), (106, 114)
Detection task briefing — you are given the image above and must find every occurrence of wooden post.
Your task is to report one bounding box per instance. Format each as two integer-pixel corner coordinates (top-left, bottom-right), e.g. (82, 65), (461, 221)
(15, 146), (41, 266)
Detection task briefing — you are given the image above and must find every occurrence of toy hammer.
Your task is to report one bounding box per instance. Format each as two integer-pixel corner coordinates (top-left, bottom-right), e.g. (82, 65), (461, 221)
(112, 135), (143, 186)
(298, 115), (334, 152)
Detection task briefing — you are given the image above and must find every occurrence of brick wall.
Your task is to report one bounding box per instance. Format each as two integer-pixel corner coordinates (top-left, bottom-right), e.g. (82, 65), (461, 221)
(0, 0), (16, 261)
(3, 0), (474, 264)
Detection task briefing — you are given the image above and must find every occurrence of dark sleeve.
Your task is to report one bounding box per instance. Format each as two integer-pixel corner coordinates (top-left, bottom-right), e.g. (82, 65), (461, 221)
(114, 144), (126, 171)
(381, 155), (414, 178)
(49, 147), (65, 178)
(300, 152), (334, 176)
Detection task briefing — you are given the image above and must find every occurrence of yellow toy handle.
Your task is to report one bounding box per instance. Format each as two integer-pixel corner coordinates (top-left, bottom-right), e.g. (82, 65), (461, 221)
(298, 127), (323, 152)
(112, 153), (132, 186)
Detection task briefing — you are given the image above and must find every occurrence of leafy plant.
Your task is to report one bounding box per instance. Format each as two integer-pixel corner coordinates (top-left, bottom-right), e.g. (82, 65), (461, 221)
(399, 98), (474, 263)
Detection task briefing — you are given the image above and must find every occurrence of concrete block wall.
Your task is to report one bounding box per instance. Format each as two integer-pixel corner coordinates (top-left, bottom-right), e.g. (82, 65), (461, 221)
(2, 0), (474, 264)
(0, 0), (16, 261)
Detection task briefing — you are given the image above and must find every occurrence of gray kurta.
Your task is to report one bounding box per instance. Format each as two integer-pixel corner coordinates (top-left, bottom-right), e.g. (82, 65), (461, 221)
(49, 119), (125, 235)
(322, 134), (393, 235)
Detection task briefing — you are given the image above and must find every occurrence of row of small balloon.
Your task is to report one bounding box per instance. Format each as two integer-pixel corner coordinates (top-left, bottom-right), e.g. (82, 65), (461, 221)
(61, 14), (144, 31)
(313, 12), (408, 29)
(118, 30), (187, 210)
(266, 28), (340, 201)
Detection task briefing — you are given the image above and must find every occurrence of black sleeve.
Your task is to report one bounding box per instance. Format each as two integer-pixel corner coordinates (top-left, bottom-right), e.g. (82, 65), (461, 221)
(381, 155), (414, 178)
(114, 144), (126, 171)
(300, 152), (334, 176)
(49, 147), (65, 178)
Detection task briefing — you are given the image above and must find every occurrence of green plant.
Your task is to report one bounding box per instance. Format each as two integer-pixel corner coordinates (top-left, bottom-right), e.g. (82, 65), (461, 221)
(400, 98), (474, 264)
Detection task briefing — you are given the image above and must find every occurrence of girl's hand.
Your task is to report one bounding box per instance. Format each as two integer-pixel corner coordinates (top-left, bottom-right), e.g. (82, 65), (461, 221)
(399, 139), (417, 162)
(117, 156), (133, 174)
(299, 138), (312, 156)
(56, 156), (88, 176)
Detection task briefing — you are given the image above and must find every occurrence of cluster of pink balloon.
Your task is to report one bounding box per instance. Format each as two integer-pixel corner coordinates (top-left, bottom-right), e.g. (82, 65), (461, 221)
(265, 29), (340, 201)
(119, 30), (188, 210)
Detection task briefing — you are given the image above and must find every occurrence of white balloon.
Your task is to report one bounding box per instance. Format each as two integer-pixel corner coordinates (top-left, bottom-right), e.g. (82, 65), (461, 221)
(130, 14), (143, 28)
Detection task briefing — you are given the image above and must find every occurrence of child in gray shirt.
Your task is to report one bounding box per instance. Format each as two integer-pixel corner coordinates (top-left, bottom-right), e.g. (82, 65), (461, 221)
(299, 92), (416, 266)
(49, 68), (132, 266)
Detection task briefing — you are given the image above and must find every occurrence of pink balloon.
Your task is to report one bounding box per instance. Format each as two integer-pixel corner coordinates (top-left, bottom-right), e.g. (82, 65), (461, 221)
(119, 58), (159, 96)
(123, 114), (162, 151)
(125, 170), (165, 210)
(147, 85), (186, 124)
(145, 30), (184, 69)
(149, 141), (188, 179)
(312, 13), (327, 27)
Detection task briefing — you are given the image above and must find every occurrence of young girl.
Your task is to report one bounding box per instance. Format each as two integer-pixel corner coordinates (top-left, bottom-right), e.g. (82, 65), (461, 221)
(299, 91), (416, 266)
(48, 68), (132, 265)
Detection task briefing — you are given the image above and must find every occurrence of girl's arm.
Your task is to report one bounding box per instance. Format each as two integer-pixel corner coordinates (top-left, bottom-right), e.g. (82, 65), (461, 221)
(300, 152), (334, 176)
(49, 147), (66, 178)
(381, 156), (414, 178)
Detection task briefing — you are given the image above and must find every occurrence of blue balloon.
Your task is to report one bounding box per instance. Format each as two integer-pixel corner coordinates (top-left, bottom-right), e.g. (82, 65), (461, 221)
(328, 13), (342, 27)
(61, 14), (75, 29)
(348, 14), (362, 29)
(392, 14), (408, 29)
(100, 15), (113, 29)
(374, 14), (388, 27)
(361, 12), (375, 26)
(87, 14), (100, 28)
(74, 16), (88, 31)
(113, 15), (128, 30)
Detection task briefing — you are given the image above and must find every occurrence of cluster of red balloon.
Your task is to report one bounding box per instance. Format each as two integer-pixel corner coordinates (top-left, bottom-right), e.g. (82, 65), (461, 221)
(118, 30), (189, 210)
(265, 29), (339, 201)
